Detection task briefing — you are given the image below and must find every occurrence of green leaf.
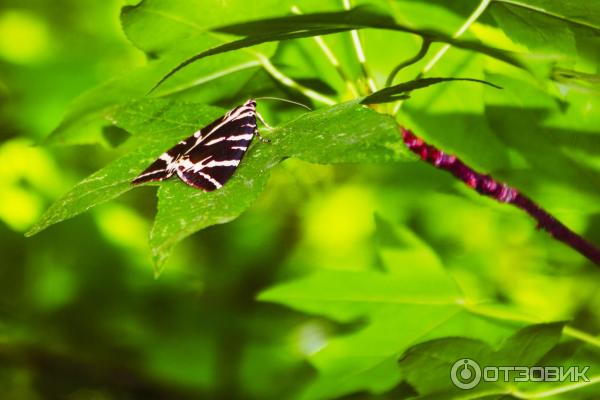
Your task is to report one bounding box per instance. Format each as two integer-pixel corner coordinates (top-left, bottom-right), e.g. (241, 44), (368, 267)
(490, 2), (577, 58)
(398, 322), (566, 397)
(155, 7), (525, 91)
(490, 0), (600, 65)
(394, 55), (512, 174)
(120, 0), (294, 55)
(259, 218), (520, 400)
(27, 101), (226, 237)
(483, 72), (600, 200)
(492, 0), (600, 34)
(45, 41), (273, 147)
(149, 100), (408, 270)
(213, 5), (403, 36)
(212, 6), (524, 64)
(30, 99), (409, 271)
(150, 28), (349, 93)
(362, 77), (502, 104)
(46, 0), (292, 147)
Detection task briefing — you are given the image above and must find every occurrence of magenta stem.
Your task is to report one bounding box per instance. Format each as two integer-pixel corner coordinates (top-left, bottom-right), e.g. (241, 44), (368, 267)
(401, 127), (600, 266)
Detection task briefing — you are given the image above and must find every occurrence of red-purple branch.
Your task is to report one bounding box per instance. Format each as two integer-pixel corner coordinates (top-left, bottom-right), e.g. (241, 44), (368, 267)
(401, 127), (600, 267)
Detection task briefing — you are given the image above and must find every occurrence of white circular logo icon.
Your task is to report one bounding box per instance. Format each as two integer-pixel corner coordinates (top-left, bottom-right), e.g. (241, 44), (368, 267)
(451, 358), (481, 389)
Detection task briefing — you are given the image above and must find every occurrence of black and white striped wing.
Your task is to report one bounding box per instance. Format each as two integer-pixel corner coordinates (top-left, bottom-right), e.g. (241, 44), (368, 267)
(132, 99), (258, 191)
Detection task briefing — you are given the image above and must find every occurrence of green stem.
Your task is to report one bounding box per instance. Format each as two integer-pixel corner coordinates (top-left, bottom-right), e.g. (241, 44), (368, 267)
(463, 302), (600, 349)
(385, 39), (431, 87)
(423, 0), (493, 74)
(255, 53), (337, 105)
(393, 0), (492, 114)
(563, 326), (600, 349)
(291, 5), (359, 97)
(343, 0), (377, 94)
(207, 31), (336, 105)
(511, 375), (600, 399)
(155, 60), (262, 97)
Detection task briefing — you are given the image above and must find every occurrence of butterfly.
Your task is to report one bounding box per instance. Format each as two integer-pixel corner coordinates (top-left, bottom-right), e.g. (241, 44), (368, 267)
(132, 99), (270, 191)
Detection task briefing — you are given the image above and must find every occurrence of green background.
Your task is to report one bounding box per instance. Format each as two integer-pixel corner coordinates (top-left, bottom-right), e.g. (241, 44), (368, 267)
(1, 0), (599, 399)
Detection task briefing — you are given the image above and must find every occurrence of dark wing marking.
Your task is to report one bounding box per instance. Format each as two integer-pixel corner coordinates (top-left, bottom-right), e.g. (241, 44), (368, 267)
(132, 99), (258, 191)
(175, 100), (257, 191)
(131, 139), (190, 185)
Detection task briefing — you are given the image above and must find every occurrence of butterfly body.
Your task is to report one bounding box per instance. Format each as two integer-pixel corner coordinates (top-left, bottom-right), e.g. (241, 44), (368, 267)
(132, 99), (264, 191)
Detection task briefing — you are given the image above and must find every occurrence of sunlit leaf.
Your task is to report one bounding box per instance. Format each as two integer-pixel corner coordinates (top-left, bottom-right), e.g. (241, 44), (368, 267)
(30, 99), (409, 271)
(45, 0), (293, 147)
(483, 72), (600, 200)
(490, 0), (600, 65)
(259, 217), (521, 399)
(155, 7), (525, 91)
(27, 102), (225, 237)
(362, 77), (501, 104)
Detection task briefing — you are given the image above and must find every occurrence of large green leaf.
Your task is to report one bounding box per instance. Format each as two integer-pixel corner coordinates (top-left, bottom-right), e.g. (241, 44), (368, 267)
(120, 0), (338, 55)
(149, 100), (408, 269)
(211, 6), (523, 64)
(399, 322), (567, 398)
(259, 217), (521, 399)
(490, 0), (600, 65)
(45, 42), (268, 147)
(154, 6), (525, 91)
(27, 102), (226, 237)
(484, 73), (600, 201)
(46, 0), (289, 147)
(492, 0), (600, 34)
(29, 99), (409, 270)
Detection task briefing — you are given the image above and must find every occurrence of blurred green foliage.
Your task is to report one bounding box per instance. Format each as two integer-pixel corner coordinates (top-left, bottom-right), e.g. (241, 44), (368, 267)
(1, 0), (600, 399)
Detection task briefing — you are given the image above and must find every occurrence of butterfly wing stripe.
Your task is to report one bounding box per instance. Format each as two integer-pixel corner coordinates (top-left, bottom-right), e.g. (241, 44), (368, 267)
(197, 171), (222, 189)
(178, 157), (240, 172)
(160, 153), (174, 162)
(204, 136), (226, 146)
(184, 102), (257, 154)
(227, 134), (254, 141)
(201, 109), (254, 139)
(198, 159), (240, 169)
(176, 168), (222, 191)
(132, 130), (199, 184)
(185, 115), (247, 153)
(132, 169), (171, 182)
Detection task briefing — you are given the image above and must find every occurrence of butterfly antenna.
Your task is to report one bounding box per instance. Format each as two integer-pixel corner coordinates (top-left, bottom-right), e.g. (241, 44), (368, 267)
(254, 96), (312, 111)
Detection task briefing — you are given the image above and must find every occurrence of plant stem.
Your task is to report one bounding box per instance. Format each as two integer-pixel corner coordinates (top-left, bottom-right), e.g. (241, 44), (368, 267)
(385, 39), (431, 87)
(254, 53), (337, 106)
(464, 303), (600, 349)
(393, 0), (492, 114)
(155, 60), (262, 97)
(291, 5), (360, 98)
(401, 127), (600, 267)
(563, 326), (600, 348)
(343, 0), (377, 94)
(511, 375), (600, 399)
(423, 0), (492, 74)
